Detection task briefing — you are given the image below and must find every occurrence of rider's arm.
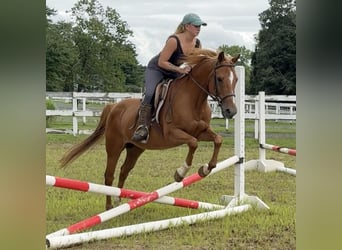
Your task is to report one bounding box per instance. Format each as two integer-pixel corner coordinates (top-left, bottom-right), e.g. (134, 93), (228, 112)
(158, 37), (189, 74)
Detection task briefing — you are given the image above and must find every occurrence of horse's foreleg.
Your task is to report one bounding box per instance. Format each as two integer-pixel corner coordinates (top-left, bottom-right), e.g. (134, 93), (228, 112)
(197, 130), (223, 177)
(174, 137), (198, 182)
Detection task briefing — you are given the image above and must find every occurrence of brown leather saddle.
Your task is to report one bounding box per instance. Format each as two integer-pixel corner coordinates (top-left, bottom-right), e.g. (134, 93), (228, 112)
(153, 79), (173, 124)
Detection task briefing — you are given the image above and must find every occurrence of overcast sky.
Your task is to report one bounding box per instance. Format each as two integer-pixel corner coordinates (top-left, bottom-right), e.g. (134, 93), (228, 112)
(46, 0), (270, 65)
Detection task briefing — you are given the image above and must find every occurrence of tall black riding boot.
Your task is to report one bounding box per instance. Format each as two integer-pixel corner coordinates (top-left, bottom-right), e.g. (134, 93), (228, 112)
(131, 103), (152, 143)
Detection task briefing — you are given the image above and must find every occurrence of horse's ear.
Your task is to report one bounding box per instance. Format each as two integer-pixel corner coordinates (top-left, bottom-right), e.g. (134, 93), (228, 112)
(232, 54), (240, 63)
(218, 51), (225, 62)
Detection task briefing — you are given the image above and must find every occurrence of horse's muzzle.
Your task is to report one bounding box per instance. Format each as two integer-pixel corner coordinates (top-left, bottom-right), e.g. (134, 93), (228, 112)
(221, 106), (237, 119)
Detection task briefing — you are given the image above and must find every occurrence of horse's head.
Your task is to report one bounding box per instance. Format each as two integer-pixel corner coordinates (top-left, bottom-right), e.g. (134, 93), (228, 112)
(209, 51), (239, 119)
(182, 49), (239, 119)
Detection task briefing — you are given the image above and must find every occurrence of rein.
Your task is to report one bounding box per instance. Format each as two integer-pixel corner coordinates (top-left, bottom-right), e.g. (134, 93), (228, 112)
(188, 63), (236, 107)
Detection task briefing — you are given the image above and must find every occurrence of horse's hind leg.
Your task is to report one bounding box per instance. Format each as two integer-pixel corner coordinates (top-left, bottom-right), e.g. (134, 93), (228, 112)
(111, 144), (144, 206)
(118, 144), (145, 188)
(104, 141), (125, 210)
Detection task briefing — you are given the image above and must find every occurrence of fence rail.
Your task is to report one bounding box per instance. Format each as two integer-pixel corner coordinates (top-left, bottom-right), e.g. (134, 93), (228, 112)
(210, 95), (296, 120)
(46, 92), (296, 135)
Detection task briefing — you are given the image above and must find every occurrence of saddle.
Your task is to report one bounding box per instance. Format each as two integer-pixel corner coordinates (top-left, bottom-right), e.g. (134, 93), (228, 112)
(152, 73), (188, 124)
(153, 79), (173, 124)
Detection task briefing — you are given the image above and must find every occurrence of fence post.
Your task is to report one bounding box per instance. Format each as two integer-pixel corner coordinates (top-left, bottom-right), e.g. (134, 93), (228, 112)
(72, 93), (78, 136)
(82, 97), (86, 125)
(254, 96), (259, 140)
(259, 91), (266, 161)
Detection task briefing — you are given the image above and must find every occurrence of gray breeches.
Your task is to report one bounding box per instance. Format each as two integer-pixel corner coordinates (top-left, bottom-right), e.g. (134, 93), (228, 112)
(142, 67), (164, 105)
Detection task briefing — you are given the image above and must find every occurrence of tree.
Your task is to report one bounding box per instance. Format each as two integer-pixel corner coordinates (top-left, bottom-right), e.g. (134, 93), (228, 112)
(46, 6), (55, 25)
(250, 0), (296, 95)
(218, 45), (253, 93)
(46, 0), (144, 92)
(46, 9), (79, 91)
(70, 0), (142, 92)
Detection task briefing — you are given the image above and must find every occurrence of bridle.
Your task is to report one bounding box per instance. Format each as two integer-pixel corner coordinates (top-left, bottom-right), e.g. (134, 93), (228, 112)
(188, 62), (236, 107)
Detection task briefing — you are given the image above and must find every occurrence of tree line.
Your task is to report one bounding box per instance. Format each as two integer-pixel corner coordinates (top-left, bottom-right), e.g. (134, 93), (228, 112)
(46, 0), (295, 95)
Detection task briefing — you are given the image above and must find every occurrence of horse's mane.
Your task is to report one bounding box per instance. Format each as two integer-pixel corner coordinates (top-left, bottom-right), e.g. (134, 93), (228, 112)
(180, 48), (233, 67)
(179, 48), (216, 66)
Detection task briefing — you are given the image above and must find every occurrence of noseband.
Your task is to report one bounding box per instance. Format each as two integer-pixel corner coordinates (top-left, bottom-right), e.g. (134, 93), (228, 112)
(189, 63), (236, 107)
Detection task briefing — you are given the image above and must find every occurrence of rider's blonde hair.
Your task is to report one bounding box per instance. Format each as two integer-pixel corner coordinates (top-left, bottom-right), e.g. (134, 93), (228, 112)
(174, 23), (186, 34)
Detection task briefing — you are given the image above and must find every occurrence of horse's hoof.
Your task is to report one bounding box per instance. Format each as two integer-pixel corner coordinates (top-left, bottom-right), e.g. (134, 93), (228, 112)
(106, 204), (113, 210)
(106, 197), (121, 210)
(174, 170), (184, 182)
(198, 165), (210, 177)
(113, 196), (121, 207)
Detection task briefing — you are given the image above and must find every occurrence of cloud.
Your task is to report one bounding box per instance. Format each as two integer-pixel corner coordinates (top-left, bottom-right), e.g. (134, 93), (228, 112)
(47, 0), (269, 65)
(201, 23), (250, 49)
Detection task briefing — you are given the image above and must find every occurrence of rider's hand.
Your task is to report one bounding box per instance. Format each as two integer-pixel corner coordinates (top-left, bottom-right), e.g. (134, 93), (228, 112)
(179, 64), (191, 74)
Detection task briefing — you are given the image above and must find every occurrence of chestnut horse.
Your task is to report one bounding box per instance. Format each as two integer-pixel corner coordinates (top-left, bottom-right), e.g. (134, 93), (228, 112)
(60, 49), (240, 210)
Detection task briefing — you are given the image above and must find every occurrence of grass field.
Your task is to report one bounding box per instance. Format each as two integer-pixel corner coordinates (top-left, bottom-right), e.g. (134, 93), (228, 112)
(46, 118), (296, 249)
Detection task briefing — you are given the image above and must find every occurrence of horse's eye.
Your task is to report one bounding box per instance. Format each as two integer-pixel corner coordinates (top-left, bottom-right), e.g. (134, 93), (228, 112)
(216, 76), (223, 82)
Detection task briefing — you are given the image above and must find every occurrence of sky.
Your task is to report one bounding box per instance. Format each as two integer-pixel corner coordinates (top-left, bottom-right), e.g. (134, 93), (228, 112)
(46, 0), (270, 65)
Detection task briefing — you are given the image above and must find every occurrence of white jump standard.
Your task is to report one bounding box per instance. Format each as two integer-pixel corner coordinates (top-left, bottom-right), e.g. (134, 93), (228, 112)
(245, 91), (296, 176)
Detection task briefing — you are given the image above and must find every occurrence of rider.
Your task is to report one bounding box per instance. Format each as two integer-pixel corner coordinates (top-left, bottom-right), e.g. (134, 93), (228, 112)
(132, 13), (207, 143)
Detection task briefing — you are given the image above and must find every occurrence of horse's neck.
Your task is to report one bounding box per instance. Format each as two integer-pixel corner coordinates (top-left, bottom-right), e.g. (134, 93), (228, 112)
(169, 70), (210, 111)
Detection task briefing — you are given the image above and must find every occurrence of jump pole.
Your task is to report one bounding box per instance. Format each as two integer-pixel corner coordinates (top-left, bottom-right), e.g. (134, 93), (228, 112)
(260, 143), (296, 156)
(46, 175), (225, 210)
(46, 204), (250, 249)
(46, 156), (240, 239)
(245, 91), (296, 176)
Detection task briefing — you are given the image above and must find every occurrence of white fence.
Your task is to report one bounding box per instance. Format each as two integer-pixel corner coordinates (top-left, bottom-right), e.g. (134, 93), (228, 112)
(46, 92), (296, 135)
(46, 92), (142, 104)
(210, 95), (296, 120)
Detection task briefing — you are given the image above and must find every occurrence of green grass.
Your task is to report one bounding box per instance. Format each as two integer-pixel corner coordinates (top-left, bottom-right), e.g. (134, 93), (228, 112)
(46, 119), (296, 249)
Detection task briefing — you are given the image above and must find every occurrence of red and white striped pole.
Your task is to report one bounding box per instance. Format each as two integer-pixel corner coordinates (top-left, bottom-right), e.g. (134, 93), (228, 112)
(260, 143), (296, 156)
(46, 175), (224, 210)
(46, 155), (239, 238)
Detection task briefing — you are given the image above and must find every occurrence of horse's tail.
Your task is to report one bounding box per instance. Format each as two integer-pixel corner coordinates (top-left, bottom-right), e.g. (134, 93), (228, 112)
(59, 103), (115, 168)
